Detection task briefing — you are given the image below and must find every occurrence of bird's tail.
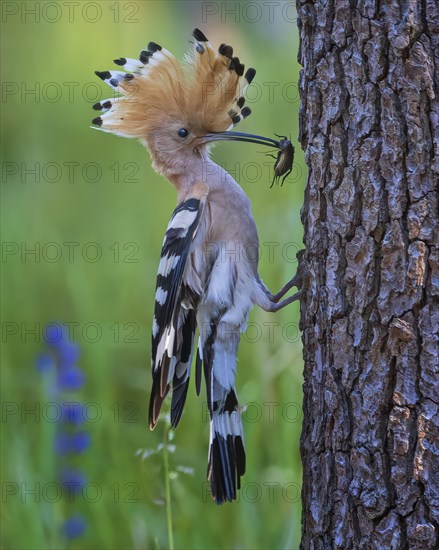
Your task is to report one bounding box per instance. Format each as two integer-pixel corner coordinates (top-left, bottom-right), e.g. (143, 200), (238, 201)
(200, 320), (246, 504)
(207, 388), (246, 504)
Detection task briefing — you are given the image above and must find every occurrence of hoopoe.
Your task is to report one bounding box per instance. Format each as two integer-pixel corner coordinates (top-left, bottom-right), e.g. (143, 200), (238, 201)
(92, 29), (302, 504)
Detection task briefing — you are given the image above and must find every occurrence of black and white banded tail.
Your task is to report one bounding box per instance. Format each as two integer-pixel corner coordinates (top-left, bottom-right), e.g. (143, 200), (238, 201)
(201, 315), (247, 504)
(207, 388), (246, 504)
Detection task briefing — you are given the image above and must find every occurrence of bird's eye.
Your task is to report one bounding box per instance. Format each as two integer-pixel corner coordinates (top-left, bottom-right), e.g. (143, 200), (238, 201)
(178, 128), (189, 138)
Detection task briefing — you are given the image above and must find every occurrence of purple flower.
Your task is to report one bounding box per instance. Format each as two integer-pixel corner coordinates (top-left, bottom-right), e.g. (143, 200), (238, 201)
(61, 403), (86, 425)
(54, 431), (91, 454)
(63, 515), (86, 539)
(54, 432), (71, 455)
(35, 353), (55, 373)
(60, 468), (86, 494)
(44, 323), (64, 346)
(58, 366), (85, 391)
(59, 342), (80, 369)
(36, 327), (89, 542)
(71, 431), (91, 453)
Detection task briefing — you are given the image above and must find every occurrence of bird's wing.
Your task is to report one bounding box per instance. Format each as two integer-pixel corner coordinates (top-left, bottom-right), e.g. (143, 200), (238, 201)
(149, 183), (208, 429)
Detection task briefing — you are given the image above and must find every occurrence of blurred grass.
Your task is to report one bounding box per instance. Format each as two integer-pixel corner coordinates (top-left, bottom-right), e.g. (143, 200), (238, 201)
(1, 2), (305, 549)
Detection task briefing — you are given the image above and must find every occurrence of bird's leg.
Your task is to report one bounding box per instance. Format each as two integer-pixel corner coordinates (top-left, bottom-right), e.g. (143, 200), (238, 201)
(260, 272), (301, 303)
(259, 289), (304, 312)
(272, 273), (301, 302)
(257, 250), (308, 311)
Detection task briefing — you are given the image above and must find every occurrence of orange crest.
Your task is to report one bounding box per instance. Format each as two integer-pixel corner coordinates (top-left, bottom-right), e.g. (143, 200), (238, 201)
(92, 29), (255, 141)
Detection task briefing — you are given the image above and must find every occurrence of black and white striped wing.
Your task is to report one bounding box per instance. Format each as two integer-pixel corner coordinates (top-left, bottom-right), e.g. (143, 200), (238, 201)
(148, 194), (205, 429)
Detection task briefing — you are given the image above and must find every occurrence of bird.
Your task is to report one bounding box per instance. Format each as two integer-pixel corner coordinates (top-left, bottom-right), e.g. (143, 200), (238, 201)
(92, 28), (302, 504)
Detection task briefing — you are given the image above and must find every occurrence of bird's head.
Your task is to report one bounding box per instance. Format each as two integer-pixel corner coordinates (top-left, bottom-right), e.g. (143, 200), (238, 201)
(92, 29), (285, 181)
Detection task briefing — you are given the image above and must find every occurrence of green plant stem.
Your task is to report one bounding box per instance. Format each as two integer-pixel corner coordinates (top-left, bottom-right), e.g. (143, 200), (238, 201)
(163, 422), (174, 550)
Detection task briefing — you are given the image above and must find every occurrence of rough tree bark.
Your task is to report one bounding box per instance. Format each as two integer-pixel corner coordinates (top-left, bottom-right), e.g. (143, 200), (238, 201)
(296, 1), (438, 548)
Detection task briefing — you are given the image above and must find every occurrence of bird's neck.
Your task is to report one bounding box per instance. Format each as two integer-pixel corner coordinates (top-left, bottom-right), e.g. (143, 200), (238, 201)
(168, 153), (235, 202)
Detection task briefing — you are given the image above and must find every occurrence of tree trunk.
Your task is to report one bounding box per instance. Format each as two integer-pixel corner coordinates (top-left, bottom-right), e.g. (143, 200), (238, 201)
(296, 1), (439, 548)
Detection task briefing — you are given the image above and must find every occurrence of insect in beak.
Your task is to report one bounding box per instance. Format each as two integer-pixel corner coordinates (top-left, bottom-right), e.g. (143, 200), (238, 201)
(202, 131), (294, 186)
(270, 135), (295, 188)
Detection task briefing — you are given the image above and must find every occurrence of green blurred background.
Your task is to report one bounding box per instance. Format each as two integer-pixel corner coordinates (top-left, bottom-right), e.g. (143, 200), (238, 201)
(1, 1), (305, 548)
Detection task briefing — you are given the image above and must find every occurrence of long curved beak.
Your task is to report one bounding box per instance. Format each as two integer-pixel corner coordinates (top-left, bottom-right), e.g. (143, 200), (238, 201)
(202, 131), (280, 149)
(201, 130), (295, 187)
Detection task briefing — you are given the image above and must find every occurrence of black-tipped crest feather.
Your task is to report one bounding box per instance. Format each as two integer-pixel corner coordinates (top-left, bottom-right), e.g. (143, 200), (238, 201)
(193, 28), (208, 42)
